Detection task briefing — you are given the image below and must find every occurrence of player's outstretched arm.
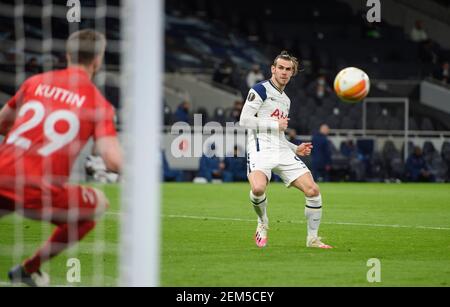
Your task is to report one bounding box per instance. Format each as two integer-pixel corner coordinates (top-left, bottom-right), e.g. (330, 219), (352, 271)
(95, 136), (123, 174)
(0, 104), (17, 136)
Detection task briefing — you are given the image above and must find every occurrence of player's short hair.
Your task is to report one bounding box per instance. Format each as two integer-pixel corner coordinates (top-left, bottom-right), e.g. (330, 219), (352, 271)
(272, 51), (299, 76)
(66, 29), (106, 65)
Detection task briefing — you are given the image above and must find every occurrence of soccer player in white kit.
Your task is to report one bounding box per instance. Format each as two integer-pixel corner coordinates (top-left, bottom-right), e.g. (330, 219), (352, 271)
(239, 51), (332, 249)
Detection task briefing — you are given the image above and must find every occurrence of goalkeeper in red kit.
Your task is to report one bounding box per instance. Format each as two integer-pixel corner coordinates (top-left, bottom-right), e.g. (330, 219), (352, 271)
(0, 29), (123, 286)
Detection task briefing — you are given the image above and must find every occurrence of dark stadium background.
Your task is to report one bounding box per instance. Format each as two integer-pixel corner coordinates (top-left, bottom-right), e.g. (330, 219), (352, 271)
(0, 0), (449, 183)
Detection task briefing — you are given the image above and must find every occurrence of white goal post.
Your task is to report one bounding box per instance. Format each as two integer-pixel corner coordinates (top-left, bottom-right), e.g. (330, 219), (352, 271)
(120, 0), (163, 286)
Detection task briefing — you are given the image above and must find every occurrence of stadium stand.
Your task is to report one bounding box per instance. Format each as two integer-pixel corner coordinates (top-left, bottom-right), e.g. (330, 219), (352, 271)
(0, 0), (449, 182)
(160, 0), (450, 182)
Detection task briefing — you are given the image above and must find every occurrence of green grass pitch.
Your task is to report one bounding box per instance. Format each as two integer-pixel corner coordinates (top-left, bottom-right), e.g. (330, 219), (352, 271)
(1, 183), (449, 286)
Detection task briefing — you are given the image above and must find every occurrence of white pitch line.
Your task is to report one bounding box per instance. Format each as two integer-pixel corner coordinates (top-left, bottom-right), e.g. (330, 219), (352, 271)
(323, 221), (450, 231)
(105, 211), (450, 231)
(165, 214), (255, 223)
(163, 214), (450, 231)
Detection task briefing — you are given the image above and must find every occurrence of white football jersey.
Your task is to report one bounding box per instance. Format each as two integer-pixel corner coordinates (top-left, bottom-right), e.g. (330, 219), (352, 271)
(240, 79), (297, 153)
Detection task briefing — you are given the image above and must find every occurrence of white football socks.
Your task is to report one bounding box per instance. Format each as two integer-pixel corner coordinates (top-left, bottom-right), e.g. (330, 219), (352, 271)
(250, 190), (268, 225)
(305, 194), (322, 238)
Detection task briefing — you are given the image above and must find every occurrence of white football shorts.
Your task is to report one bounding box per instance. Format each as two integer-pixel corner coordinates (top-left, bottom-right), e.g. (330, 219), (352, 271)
(247, 149), (311, 187)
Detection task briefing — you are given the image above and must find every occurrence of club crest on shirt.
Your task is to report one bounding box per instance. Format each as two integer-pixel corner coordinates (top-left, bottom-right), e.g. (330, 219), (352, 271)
(247, 93), (256, 101)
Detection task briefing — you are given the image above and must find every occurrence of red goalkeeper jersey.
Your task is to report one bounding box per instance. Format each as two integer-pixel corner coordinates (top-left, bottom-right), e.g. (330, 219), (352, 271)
(0, 67), (117, 196)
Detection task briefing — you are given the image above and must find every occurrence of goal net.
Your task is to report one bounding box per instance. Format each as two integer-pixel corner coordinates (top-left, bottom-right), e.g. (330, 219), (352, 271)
(0, 0), (160, 287)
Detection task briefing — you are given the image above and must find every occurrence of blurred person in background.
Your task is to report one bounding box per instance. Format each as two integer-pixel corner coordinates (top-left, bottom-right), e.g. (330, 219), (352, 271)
(224, 146), (247, 182)
(306, 74), (333, 100)
(162, 151), (184, 182)
(197, 143), (232, 182)
(174, 100), (191, 123)
(213, 58), (236, 88)
(405, 146), (435, 182)
(340, 139), (357, 158)
(312, 124), (332, 182)
(410, 20), (428, 43)
(246, 64), (265, 89)
(419, 39), (439, 64)
(434, 61), (449, 85)
(229, 100), (244, 123)
(286, 128), (301, 146)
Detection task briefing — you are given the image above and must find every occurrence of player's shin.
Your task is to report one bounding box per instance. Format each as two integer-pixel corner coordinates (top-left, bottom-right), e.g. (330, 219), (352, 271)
(23, 221), (96, 274)
(250, 190), (268, 225)
(305, 194), (322, 238)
